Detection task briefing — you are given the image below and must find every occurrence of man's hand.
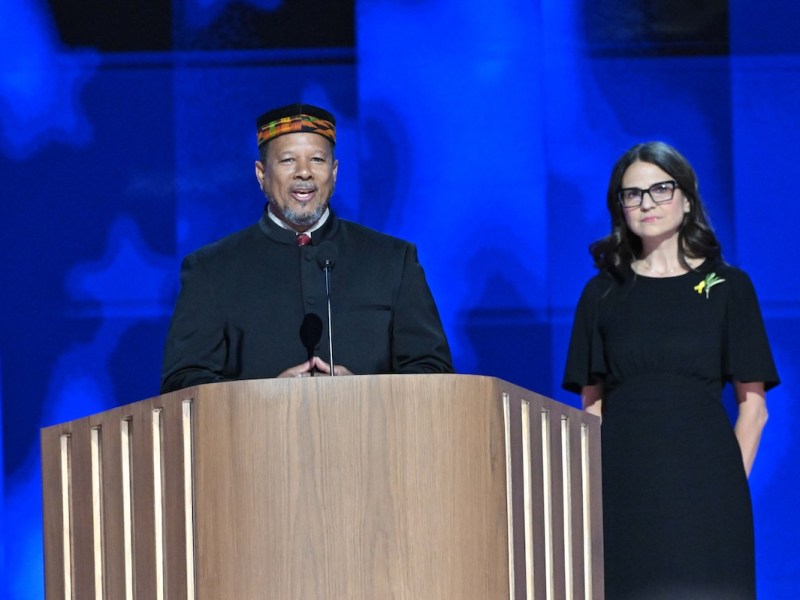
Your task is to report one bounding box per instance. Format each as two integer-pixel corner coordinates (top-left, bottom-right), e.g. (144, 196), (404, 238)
(309, 356), (353, 377)
(277, 357), (353, 378)
(277, 359), (316, 378)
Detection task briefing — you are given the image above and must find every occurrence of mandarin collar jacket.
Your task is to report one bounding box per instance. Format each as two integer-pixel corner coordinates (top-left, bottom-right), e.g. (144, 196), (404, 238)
(161, 209), (453, 393)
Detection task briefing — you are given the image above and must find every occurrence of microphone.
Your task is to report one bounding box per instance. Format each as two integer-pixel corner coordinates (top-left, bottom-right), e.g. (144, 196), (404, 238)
(299, 313), (323, 360)
(316, 240), (338, 270)
(315, 241), (338, 376)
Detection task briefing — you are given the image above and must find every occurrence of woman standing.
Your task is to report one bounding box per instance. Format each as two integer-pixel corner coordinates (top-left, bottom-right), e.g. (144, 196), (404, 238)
(563, 141), (779, 599)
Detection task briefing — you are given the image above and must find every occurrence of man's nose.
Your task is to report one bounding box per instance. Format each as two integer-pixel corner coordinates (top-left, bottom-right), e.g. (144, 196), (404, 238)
(294, 160), (311, 178)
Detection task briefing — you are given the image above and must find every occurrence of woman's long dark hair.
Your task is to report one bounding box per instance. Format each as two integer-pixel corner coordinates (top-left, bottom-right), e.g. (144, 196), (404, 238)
(590, 141), (722, 279)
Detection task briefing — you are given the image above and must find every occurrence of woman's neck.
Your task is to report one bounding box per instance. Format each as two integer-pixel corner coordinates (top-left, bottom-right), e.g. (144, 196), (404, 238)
(632, 248), (705, 277)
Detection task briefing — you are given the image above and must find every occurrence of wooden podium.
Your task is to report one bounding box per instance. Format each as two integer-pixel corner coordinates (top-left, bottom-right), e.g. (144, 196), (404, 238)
(41, 374), (603, 599)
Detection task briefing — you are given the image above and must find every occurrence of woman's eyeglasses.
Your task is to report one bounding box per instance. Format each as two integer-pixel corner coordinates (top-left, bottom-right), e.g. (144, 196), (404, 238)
(618, 180), (678, 209)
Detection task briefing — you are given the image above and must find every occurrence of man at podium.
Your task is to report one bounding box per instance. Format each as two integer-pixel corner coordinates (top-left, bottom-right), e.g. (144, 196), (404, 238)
(160, 103), (453, 393)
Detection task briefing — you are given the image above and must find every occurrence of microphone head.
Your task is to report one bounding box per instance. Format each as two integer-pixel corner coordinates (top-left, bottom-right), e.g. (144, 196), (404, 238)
(316, 240), (338, 270)
(299, 313), (323, 357)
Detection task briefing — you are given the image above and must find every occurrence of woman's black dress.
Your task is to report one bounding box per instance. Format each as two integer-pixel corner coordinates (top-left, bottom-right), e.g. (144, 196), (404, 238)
(563, 259), (779, 600)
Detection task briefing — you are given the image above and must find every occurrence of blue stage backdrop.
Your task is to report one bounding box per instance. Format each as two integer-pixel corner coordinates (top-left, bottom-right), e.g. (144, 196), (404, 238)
(1, 0), (798, 596)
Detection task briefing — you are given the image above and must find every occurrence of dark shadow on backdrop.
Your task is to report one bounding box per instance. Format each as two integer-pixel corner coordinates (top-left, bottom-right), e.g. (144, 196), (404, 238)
(582, 0), (729, 56)
(174, 0), (355, 50)
(48, 0), (355, 51)
(459, 250), (553, 397)
(357, 100), (406, 232)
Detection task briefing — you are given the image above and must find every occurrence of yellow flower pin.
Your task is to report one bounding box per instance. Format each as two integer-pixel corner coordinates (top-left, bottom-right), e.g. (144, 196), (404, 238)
(695, 272), (725, 299)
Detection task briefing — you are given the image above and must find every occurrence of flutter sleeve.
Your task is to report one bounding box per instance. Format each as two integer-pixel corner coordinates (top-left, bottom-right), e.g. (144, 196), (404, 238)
(724, 268), (780, 390)
(562, 275), (609, 394)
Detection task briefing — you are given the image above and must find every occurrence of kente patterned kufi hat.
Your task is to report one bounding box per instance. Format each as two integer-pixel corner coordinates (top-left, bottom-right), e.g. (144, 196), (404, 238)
(256, 103), (336, 147)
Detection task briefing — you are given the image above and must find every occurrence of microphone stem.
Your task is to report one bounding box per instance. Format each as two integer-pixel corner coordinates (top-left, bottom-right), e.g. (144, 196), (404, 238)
(324, 265), (335, 376)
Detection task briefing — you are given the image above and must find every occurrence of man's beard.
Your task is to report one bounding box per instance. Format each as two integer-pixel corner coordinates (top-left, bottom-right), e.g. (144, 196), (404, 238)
(280, 202), (327, 227)
(267, 196), (328, 227)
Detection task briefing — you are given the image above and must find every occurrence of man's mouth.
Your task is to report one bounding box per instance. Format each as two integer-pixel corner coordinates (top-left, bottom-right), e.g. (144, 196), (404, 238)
(292, 187), (316, 202)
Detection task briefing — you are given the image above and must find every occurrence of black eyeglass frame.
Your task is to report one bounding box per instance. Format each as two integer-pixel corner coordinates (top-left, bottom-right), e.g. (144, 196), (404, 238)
(617, 180), (679, 209)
